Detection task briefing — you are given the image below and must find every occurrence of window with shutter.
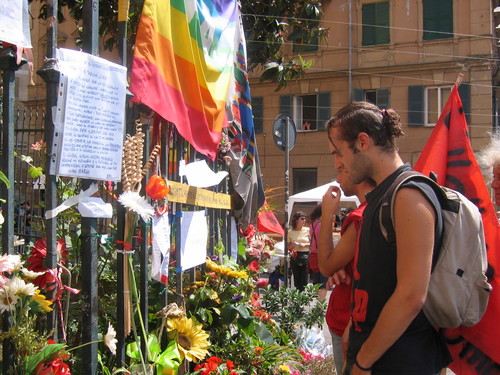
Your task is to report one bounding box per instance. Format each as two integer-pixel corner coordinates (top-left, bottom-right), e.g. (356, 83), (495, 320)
(280, 92), (331, 131)
(252, 96), (264, 134)
(423, 0), (453, 40)
(293, 168), (317, 195)
(362, 88), (391, 108)
(408, 85), (425, 126)
(362, 2), (390, 46)
(425, 86), (452, 125)
(408, 85), (461, 126)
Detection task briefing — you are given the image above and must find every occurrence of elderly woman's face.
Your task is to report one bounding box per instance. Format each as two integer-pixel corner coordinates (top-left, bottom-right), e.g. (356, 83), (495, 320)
(492, 165), (500, 205)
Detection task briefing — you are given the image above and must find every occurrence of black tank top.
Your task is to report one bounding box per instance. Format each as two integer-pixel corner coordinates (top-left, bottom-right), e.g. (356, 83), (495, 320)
(347, 164), (451, 374)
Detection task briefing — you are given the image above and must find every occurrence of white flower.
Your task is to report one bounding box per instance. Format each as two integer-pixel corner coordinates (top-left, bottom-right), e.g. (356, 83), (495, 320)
(0, 289), (19, 312)
(21, 268), (45, 280)
(0, 254), (23, 274)
(104, 323), (118, 355)
(118, 191), (154, 222)
(6, 277), (37, 296)
(0, 211), (4, 225)
(14, 236), (25, 247)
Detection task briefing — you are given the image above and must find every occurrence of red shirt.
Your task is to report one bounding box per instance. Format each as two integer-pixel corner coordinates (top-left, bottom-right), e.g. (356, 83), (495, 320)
(325, 202), (366, 336)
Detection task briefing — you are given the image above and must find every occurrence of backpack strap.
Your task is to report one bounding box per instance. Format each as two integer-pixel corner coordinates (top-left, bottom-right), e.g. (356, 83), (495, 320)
(379, 170), (445, 245)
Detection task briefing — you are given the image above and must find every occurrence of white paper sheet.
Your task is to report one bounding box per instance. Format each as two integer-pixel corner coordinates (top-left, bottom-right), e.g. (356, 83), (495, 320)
(0, 0), (31, 48)
(152, 214), (171, 284)
(230, 217), (238, 260)
(78, 196), (113, 218)
(179, 160), (228, 187)
(180, 211), (208, 271)
(55, 48), (127, 181)
(45, 183), (98, 219)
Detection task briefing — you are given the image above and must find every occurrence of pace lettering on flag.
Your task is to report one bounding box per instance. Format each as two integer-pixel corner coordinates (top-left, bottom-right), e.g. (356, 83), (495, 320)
(414, 85), (500, 373)
(130, 0), (239, 159)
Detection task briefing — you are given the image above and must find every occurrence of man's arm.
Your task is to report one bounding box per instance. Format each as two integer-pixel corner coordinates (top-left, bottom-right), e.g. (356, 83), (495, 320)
(353, 188), (435, 374)
(318, 185), (357, 276)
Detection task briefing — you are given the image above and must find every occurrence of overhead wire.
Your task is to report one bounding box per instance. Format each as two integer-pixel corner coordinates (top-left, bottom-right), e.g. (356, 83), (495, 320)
(242, 8), (500, 126)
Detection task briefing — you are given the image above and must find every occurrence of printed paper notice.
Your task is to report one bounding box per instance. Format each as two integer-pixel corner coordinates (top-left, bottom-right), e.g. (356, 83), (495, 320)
(180, 211), (208, 271)
(55, 48), (126, 181)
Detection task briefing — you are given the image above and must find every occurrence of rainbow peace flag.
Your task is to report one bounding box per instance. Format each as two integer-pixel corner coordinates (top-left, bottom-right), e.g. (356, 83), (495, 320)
(130, 0), (239, 159)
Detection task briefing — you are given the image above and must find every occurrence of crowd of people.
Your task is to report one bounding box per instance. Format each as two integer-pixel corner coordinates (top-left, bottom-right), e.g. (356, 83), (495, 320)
(284, 101), (500, 374)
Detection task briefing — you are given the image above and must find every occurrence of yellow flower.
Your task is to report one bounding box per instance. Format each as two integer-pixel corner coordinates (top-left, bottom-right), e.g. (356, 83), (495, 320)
(167, 316), (209, 362)
(279, 364), (291, 373)
(32, 289), (53, 312)
(205, 258), (248, 279)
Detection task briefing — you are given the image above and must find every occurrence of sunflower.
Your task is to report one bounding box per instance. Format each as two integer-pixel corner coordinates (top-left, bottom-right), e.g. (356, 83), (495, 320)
(205, 258), (248, 279)
(167, 316), (209, 362)
(31, 289), (53, 312)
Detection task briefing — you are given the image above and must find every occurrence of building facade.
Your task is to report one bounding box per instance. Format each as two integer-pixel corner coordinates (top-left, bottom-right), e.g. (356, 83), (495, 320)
(250, 0), (499, 218)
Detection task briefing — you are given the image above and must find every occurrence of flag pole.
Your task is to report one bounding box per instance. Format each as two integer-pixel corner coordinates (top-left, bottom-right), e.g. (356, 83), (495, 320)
(454, 73), (464, 88)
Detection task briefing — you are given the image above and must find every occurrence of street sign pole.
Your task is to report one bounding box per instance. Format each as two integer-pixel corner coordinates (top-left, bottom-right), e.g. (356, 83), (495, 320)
(272, 114), (296, 289)
(284, 117), (290, 287)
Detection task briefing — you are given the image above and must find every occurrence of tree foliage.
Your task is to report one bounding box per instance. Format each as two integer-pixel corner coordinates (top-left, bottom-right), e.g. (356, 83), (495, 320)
(29, 0), (328, 89)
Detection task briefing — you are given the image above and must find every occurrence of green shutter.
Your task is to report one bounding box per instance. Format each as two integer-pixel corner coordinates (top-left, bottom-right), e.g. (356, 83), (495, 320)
(362, 4), (376, 46)
(424, 0), (452, 40)
(252, 96), (264, 134)
(458, 83), (470, 125)
(377, 88), (390, 109)
(439, 0), (453, 39)
(363, 2), (389, 46)
(375, 2), (390, 45)
(317, 92), (331, 130)
(280, 95), (293, 116)
(354, 88), (364, 102)
(408, 85), (424, 126)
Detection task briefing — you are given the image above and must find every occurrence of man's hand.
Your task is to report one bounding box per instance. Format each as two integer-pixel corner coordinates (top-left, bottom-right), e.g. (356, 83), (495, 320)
(322, 185), (342, 216)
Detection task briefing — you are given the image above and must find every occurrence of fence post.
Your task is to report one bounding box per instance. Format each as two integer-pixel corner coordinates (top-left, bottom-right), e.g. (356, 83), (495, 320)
(36, 0), (60, 338)
(0, 45), (26, 375)
(80, 0), (99, 373)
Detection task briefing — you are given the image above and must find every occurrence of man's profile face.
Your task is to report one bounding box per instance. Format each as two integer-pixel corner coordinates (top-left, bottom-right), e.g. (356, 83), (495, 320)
(329, 127), (367, 185)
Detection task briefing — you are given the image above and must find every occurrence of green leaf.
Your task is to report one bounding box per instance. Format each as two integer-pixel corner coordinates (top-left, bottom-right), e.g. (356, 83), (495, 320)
(155, 340), (182, 370)
(147, 333), (161, 361)
(28, 166), (43, 179)
(237, 317), (254, 335)
(222, 305), (238, 324)
(255, 321), (274, 343)
(259, 66), (279, 83)
(236, 304), (251, 319)
(126, 341), (141, 360)
(0, 171), (9, 188)
(24, 343), (66, 374)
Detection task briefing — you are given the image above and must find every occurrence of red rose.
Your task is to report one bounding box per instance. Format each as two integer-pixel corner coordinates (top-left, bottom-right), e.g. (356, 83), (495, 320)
(34, 358), (71, 375)
(256, 278), (269, 288)
(249, 261), (260, 273)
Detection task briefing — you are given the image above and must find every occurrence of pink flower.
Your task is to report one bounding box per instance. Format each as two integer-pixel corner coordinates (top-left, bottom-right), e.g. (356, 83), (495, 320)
(31, 140), (46, 151)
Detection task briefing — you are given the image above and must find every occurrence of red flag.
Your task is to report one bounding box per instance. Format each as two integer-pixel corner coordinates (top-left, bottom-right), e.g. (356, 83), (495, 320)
(257, 201), (284, 236)
(414, 85), (500, 373)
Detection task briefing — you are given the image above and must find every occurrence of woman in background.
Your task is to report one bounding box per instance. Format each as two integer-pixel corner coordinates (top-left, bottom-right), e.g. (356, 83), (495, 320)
(288, 211), (310, 291)
(308, 204), (328, 301)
